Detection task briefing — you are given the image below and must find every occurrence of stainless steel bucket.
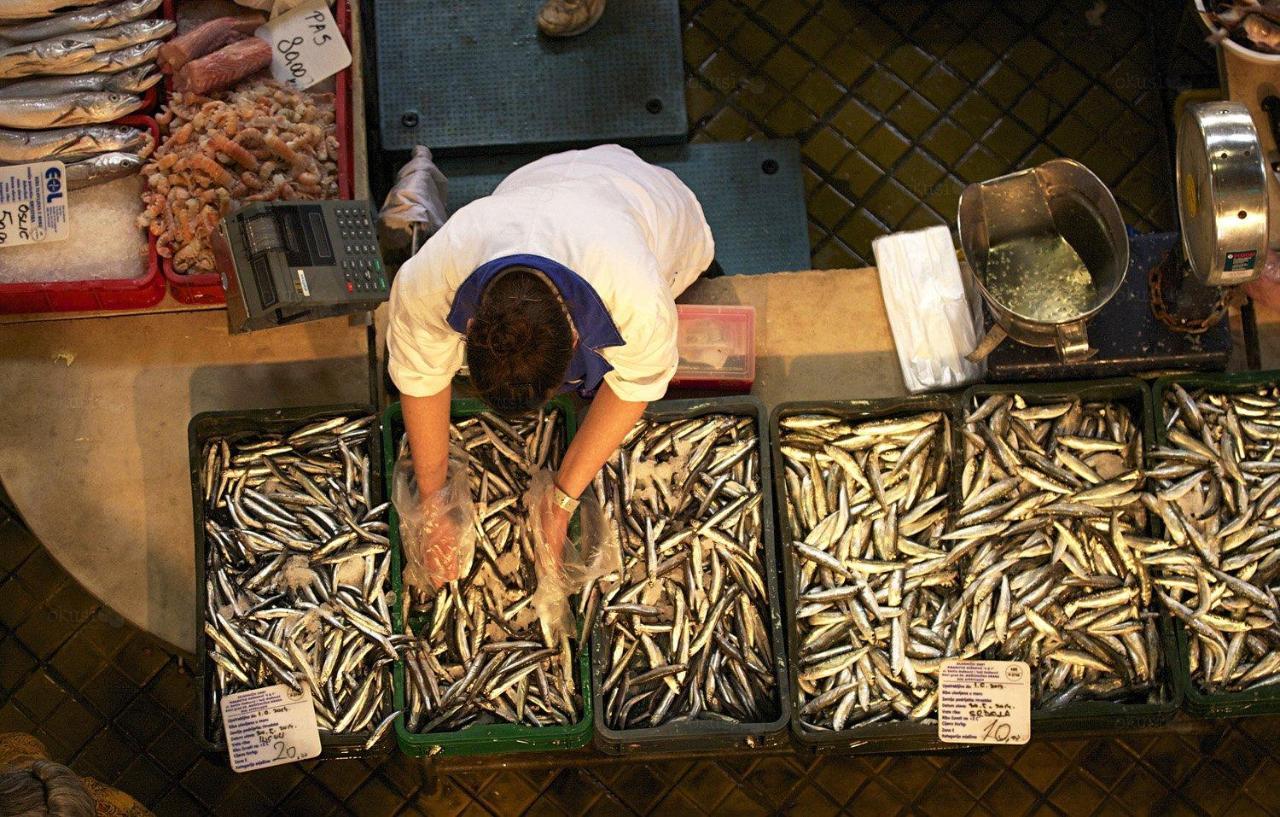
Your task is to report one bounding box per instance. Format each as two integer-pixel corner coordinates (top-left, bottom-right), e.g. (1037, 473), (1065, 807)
(957, 159), (1130, 362)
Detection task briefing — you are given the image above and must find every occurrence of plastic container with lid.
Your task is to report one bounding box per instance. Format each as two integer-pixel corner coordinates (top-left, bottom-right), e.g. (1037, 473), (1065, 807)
(669, 303), (756, 393)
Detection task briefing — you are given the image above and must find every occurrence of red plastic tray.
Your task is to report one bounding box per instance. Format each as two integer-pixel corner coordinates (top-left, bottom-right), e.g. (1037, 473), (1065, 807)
(162, 0), (356, 305)
(0, 115), (165, 315)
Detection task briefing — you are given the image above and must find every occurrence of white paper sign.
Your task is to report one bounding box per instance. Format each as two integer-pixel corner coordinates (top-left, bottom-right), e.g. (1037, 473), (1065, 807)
(938, 660), (1031, 745)
(221, 684), (321, 773)
(0, 161), (69, 249)
(256, 0), (350, 91)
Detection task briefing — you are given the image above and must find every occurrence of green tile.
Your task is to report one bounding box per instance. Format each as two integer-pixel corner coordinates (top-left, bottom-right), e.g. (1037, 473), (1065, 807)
(728, 19), (777, 66)
(1080, 142), (1133, 187)
(837, 209), (889, 259)
(951, 93), (1001, 139)
(794, 70), (845, 117)
(1046, 114), (1097, 157)
(811, 238), (861, 269)
(695, 0), (748, 41)
(986, 118), (1037, 165)
(831, 150), (881, 198)
(896, 152), (947, 198)
(855, 69), (909, 113)
(685, 79), (721, 125)
(1115, 168), (1164, 216)
(684, 23), (720, 69)
(922, 119), (970, 166)
(916, 65), (969, 110)
(1040, 61), (1091, 106)
(885, 44), (934, 84)
(808, 184), (856, 230)
(792, 14), (841, 61)
(801, 164), (822, 194)
(807, 221), (826, 246)
(803, 127), (853, 172)
(954, 145), (1008, 185)
(814, 2), (861, 38)
(1074, 85), (1126, 130)
(912, 12), (969, 53)
(829, 97), (878, 143)
(976, 9), (1024, 53)
(925, 175), (966, 219)
(764, 98), (816, 137)
(733, 77), (785, 120)
(864, 178), (917, 229)
(822, 41), (875, 88)
(846, 14), (899, 60)
(1023, 143), (1060, 168)
(701, 49), (750, 91)
(756, 0), (808, 35)
(860, 123), (912, 171)
(763, 45), (813, 90)
(1012, 88), (1061, 134)
(980, 63), (1029, 107)
(888, 92), (940, 140)
(1006, 37), (1057, 78)
(947, 41), (998, 82)
(898, 205), (946, 232)
(702, 105), (757, 142)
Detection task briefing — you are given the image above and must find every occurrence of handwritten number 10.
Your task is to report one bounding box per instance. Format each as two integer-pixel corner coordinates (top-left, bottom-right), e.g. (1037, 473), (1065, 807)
(982, 720), (1014, 742)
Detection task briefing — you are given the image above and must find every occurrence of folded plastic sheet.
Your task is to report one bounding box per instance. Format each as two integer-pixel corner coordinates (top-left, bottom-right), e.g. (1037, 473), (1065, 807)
(872, 225), (985, 393)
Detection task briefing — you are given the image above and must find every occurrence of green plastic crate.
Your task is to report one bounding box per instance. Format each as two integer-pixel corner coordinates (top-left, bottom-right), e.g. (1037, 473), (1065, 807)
(382, 397), (594, 757)
(1151, 370), (1280, 718)
(962, 379), (1180, 733)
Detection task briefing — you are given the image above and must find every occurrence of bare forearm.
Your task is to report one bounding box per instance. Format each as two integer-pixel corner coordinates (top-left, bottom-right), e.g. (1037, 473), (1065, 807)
(401, 387), (452, 495)
(556, 382), (647, 499)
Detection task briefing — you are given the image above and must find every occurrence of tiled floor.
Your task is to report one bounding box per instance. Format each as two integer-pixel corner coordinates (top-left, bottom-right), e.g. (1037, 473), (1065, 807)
(682, 0), (1210, 268)
(4, 2), (1277, 816)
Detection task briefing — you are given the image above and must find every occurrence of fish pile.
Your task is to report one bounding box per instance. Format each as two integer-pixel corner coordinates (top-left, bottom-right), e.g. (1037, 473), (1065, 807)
(956, 394), (1163, 707)
(158, 16), (272, 95)
(402, 410), (583, 733)
(0, 0), (169, 131)
(1147, 383), (1280, 694)
(200, 415), (401, 751)
(140, 78), (339, 272)
(779, 409), (955, 731)
(1206, 1), (1280, 53)
(593, 413), (777, 730)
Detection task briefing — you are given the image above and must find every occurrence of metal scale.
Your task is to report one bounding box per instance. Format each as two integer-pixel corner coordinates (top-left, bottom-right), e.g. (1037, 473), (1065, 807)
(961, 100), (1268, 381)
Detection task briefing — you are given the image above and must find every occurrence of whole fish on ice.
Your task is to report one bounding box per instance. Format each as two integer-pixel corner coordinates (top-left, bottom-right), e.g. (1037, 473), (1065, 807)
(0, 0), (115, 23)
(0, 64), (159, 97)
(0, 0), (162, 44)
(65, 150), (142, 189)
(0, 123), (149, 163)
(0, 36), (96, 78)
(61, 18), (174, 53)
(0, 91), (141, 129)
(38, 38), (160, 75)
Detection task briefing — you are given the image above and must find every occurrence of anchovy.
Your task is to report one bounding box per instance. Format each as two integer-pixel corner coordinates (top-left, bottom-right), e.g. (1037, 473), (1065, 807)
(201, 414), (398, 745)
(400, 409), (582, 733)
(1148, 385), (1280, 694)
(0, 64), (160, 97)
(0, 91), (141, 129)
(65, 149), (142, 189)
(595, 413), (776, 729)
(0, 0), (162, 44)
(0, 123), (148, 163)
(781, 408), (955, 730)
(958, 395), (1163, 707)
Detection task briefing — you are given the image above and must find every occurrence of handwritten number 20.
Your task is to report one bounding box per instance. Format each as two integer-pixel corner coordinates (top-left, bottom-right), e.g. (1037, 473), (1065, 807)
(273, 741), (298, 761)
(982, 720), (1013, 742)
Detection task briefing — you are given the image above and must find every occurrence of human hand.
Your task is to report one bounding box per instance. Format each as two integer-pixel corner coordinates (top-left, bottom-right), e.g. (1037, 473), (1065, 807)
(412, 492), (463, 588)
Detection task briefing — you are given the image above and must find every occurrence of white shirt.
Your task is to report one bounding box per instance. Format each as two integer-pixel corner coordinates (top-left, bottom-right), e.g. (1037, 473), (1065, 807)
(387, 145), (715, 402)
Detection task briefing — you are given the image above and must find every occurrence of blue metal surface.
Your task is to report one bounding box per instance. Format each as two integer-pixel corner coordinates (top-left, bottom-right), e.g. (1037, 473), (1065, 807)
(437, 141), (811, 276)
(372, 0), (687, 153)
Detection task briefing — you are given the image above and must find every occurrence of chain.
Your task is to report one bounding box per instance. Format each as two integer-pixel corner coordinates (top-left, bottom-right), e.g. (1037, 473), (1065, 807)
(1148, 247), (1229, 334)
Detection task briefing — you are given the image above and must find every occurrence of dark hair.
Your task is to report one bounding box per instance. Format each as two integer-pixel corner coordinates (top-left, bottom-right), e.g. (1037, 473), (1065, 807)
(465, 267), (574, 416)
(0, 761), (95, 817)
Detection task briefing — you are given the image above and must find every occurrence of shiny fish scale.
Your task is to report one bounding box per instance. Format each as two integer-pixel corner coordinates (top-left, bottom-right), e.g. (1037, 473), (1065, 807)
(959, 395), (1163, 708)
(594, 414), (776, 729)
(401, 409), (581, 733)
(1149, 384), (1280, 694)
(201, 415), (400, 750)
(780, 409), (953, 730)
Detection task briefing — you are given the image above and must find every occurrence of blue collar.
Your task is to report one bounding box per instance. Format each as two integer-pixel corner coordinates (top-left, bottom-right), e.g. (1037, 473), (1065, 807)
(447, 254), (625, 399)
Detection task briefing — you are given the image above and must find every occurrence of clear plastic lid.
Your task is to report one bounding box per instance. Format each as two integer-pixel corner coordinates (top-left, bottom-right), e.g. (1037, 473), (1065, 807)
(673, 303), (756, 386)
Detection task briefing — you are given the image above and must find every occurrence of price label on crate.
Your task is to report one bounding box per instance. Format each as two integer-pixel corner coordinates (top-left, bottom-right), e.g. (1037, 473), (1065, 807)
(221, 684), (321, 773)
(938, 660), (1030, 745)
(0, 161), (69, 249)
(257, 0), (351, 91)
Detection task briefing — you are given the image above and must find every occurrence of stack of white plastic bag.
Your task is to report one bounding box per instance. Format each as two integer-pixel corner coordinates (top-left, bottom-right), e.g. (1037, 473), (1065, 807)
(872, 225), (985, 392)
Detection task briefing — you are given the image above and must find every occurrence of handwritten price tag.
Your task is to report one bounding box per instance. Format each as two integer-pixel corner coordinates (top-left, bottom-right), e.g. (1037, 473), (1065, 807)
(256, 0), (350, 91)
(938, 660), (1030, 745)
(0, 161), (69, 249)
(221, 684), (321, 773)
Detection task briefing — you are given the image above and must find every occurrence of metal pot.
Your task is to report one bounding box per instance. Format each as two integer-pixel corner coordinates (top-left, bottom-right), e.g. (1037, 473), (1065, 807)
(957, 159), (1129, 362)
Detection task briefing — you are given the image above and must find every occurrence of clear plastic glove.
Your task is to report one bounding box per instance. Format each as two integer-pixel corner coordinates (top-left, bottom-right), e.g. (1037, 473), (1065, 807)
(525, 469), (622, 643)
(391, 437), (476, 595)
(1245, 250), (1280, 311)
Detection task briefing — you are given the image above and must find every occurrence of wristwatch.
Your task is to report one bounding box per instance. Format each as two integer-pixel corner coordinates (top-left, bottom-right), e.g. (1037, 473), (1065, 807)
(552, 481), (580, 513)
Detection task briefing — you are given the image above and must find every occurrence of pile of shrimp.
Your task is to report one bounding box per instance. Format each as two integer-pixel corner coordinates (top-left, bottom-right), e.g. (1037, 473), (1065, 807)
(138, 78), (339, 273)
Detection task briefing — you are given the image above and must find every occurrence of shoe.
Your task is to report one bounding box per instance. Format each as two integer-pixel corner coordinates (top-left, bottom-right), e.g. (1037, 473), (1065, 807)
(537, 0), (606, 37)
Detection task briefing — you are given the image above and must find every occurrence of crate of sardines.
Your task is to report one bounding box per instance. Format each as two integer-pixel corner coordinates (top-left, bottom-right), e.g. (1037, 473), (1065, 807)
(1151, 372), (1280, 719)
(957, 379), (1178, 734)
(189, 405), (398, 759)
(382, 398), (594, 757)
(773, 394), (963, 753)
(588, 397), (790, 754)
